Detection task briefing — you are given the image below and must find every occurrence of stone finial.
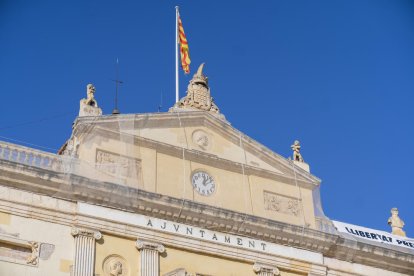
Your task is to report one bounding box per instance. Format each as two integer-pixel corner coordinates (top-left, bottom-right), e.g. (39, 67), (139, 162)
(388, 208), (406, 237)
(79, 83), (103, 117)
(174, 63), (221, 115)
(291, 140), (304, 162)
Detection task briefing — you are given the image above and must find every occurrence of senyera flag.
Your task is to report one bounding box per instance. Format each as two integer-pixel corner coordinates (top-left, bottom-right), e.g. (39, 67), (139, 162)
(178, 13), (191, 74)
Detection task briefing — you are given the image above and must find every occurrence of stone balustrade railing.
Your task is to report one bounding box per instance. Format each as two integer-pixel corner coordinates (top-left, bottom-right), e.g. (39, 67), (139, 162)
(0, 141), (65, 172)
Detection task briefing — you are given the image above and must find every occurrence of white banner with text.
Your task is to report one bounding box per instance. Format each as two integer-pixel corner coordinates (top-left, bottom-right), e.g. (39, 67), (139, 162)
(333, 220), (414, 251)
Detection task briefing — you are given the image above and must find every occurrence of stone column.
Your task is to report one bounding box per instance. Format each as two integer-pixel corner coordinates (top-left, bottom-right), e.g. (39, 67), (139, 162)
(253, 262), (280, 276)
(136, 239), (165, 276)
(71, 227), (102, 276)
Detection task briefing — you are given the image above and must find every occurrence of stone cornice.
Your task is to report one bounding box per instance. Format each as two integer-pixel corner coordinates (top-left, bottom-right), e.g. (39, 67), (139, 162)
(0, 159), (413, 275)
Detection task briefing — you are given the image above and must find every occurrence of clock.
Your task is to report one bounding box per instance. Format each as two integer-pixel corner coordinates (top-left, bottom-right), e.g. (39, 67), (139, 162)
(191, 171), (215, 196)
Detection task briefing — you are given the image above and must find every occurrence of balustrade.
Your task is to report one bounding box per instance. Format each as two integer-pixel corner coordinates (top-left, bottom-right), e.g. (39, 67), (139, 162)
(0, 141), (64, 172)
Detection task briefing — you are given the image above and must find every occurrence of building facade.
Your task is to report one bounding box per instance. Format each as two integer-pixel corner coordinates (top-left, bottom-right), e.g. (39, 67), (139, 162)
(0, 65), (413, 276)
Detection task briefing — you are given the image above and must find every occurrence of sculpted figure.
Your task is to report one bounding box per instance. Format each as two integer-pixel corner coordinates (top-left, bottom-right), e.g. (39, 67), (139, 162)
(177, 63), (220, 114)
(83, 84), (98, 107)
(388, 208), (406, 237)
(79, 83), (102, 117)
(109, 261), (123, 276)
(291, 140), (304, 162)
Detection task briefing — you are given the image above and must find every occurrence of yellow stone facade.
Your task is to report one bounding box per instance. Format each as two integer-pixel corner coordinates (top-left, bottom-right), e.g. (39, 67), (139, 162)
(0, 73), (413, 275)
(0, 109), (413, 276)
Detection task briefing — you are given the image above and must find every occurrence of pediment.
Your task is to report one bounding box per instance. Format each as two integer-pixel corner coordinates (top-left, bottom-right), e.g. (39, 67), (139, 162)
(73, 111), (320, 188)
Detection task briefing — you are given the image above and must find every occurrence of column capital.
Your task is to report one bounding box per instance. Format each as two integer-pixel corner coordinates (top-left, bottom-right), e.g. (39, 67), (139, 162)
(136, 239), (165, 253)
(253, 262), (280, 275)
(71, 227), (102, 240)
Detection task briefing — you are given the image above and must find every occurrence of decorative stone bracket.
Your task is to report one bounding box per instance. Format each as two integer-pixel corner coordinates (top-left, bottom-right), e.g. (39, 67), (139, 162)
(0, 234), (40, 267)
(26, 241), (40, 265)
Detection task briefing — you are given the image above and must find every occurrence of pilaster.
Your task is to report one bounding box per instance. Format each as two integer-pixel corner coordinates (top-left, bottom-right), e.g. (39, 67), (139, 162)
(136, 239), (165, 276)
(71, 227), (102, 276)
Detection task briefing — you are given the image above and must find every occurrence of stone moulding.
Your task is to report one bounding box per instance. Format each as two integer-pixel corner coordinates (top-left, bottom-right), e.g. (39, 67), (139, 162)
(0, 234), (40, 267)
(163, 268), (190, 276)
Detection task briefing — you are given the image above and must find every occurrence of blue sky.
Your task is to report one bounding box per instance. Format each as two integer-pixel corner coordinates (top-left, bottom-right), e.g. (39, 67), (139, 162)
(1, 1), (413, 235)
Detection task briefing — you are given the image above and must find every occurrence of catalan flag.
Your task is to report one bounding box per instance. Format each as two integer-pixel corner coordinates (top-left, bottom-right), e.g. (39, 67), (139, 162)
(178, 14), (191, 74)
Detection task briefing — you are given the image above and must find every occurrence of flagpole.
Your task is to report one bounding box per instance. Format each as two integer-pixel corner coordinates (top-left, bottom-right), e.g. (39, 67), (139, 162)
(175, 6), (179, 103)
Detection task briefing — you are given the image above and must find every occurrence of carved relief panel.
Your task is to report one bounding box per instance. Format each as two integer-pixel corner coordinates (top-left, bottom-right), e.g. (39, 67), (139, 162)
(192, 130), (212, 151)
(263, 191), (301, 217)
(95, 149), (142, 180)
(102, 254), (129, 276)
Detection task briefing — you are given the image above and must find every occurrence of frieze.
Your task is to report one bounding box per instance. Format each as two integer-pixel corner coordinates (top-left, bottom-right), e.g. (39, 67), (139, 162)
(144, 218), (268, 252)
(77, 203), (323, 265)
(264, 191), (301, 217)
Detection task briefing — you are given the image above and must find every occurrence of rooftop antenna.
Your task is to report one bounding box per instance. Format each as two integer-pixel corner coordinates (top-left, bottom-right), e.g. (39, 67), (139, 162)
(158, 92), (163, 112)
(112, 58), (123, 114)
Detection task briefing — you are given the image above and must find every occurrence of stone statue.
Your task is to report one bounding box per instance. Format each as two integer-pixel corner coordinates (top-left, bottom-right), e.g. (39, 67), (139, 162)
(291, 140), (304, 162)
(109, 261), (123, 276)
(387, 208), (406, 237)
(79, 83), (102, 117)
(84, 84), (98, 107)
(175, 63), (220, 114)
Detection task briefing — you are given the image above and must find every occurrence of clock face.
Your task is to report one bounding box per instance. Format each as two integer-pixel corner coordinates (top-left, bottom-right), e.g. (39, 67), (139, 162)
(191, 171), (215, 196)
